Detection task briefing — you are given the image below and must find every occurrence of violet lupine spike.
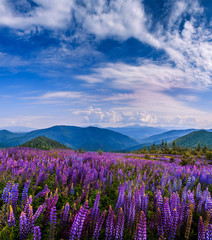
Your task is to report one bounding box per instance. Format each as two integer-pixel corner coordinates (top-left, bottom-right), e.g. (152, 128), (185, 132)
(206, 224), (212, 240)
(43, 189), (58, 224)
(91, 192), (100, 222)
(77, 200), (89, 240)
(8, 205), (16, 227)
(93, 210), (107, 240)
(168, 208), (179, 240)
(127, 195), (136, 229)
(20, 211), (28, 240)
(10, 183), (19, 211)
(198, 216), (206, 240)
(24, 195), (33, 214)
(1, 181), (12, 203)
(33, 203), (47, 222)
(69, 200), (89, 240)
(106, 205), (115, 240)
(196, 183), (202, 201)
(115, 208), (125, 240)
(162, 197), (171, 233)
(27, 204), (34, 234)
(115, 184), (125, 212)
(155, 190), (163, 211)
(142, 194), (149, 214)
(33, 226), (41, 240)
(134, 211), (147, 240)
(62, 202), (70, 224)
(49, 206), (57, 240)
(157, 207), (163, 238)
(21, 180), (30, 207)
(34, 184), (50, 199)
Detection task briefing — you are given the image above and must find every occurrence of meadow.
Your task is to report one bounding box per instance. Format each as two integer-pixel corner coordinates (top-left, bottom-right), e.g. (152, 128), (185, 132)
(0, 147), (212, 239)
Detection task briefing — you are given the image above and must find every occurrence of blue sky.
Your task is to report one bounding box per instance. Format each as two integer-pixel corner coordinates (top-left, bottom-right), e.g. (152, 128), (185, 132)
(0, 0), (211, 129)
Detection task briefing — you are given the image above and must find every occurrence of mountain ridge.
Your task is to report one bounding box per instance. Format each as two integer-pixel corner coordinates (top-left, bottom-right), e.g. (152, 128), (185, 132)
(0, 125), (139, 152)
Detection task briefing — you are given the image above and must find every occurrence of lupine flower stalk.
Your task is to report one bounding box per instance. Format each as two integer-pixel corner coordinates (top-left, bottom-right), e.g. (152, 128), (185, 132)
(33, 226), (41, 240)
(49, 206), (57, 240)
(115, 208), (125, 240)
(8, 205), (16, 227)
(198, 216), (206, 240)
(134, 211), (147, 240)
(106, 205), (115, 240)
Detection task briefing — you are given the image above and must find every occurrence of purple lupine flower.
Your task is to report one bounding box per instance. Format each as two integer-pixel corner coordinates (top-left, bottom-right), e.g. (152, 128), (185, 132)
(20, 211), (28, 240)
(49, 206), (57, 240)
(92, 192), (100, 221)
(197, 197), (204, 213)
(1, 181), (12, 203)
(198, 216), (206, 240)
(156, 207), (163, 238)
(142, 194), (149, 214)
(7, 183), (19, 212)
(162, 197), (171, 236)
(93, 210), (106, 240)
(24, 195), (33, 214)
(127, 195), (135, 229)
(34, 184), (50, 199)
(69, 200), (89, 240)
(169, 208), (179, 240)
(206, 224), (212, 240)
(33, 203), (47, 222)
(134, 211), (147, 240)
(115, 208), (125, 240)
(196, 183), (202, 201)
(106, 206), (115, 240)
(155, 190), (163, 211)
(26, 204), (35, 234)
(21, 180), (30, 207)
(33, 226), (41, 240)
(62, 202), (70, 224)
(115, 184), (125, 212)
(43, 189), (58, 224)
(8, 205), (16, 227)
(135, 186), (142, 215)
(177, 179), (182, 192)
(186, 176), (191, 188)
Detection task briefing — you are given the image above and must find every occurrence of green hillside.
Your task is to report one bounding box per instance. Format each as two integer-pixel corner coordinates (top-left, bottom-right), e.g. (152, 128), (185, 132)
(20, 136), (69, 150)
(174, 130), (212, 148)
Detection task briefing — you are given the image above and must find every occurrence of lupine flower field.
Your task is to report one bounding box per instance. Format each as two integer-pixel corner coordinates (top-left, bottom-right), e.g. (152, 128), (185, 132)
(0, 148), (212, 239)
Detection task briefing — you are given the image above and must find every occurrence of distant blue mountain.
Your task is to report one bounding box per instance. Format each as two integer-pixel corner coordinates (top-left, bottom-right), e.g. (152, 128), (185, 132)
(0, 125), (139, 152)
(0, 126), (36, 132)
(107, 125), (167, 141)
(124, 129), (197, 151)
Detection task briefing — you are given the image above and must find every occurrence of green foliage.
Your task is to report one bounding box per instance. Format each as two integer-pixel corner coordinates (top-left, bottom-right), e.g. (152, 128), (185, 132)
(205, 151), (212, 160)
(174, 130), (212, 149)
(179, 152), (196, 166)
(97, 149), (103, 155)
(20, 136), (69, 150)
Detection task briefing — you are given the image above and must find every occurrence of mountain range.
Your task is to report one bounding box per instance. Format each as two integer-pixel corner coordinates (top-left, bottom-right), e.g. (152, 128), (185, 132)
(107, 125), (167, 141)
(0, 125), (212, 151)
(0, 126), (139, 152)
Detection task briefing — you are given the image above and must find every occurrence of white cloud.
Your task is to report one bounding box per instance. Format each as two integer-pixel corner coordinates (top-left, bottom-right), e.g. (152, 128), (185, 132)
(40, 91), (83, 99)
(75, 0), (161, 48)
(0, 0), (74, 29)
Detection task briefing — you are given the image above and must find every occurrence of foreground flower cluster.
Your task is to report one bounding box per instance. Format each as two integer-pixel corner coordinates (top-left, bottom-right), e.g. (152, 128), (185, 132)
(0, 148), (212, 239)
